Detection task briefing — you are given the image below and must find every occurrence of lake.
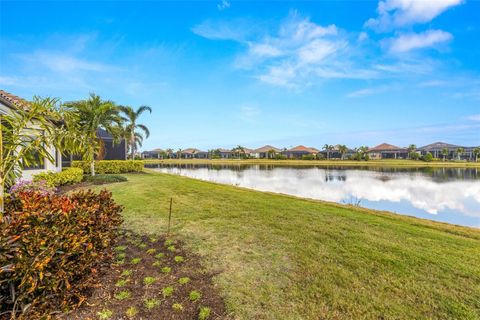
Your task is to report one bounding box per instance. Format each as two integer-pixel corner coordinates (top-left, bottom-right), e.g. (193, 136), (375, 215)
(146, 164), (480, 228)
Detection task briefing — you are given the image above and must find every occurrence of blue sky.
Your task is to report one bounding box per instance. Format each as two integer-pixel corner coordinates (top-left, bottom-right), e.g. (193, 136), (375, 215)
(1, 0), (479, 150)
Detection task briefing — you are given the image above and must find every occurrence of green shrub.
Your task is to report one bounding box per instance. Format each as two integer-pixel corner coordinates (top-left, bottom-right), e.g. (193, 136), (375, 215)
(84, 174), (128, 185)
(72, 160), (144, 174)
(33, 167), (84, 187)
(114, 290), (131, 300)
(172, 303), (184, 311)
(0, 190), (123, 318)
(162, 286), (174, 297)
(179, 277), (190, 285)
(422, 152), (433, 162)
(126, 306), (138, 318)
(301, 154), (316, 160)
(97, 309), (114, 320)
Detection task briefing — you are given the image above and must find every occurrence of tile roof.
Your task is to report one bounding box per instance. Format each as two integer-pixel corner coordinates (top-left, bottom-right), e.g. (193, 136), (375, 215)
(253, 145), (282, 153)
(182, 148), (207, 154)
(285, 145), (318, 153)
(0, 89), (30, 110)
(217, 148), (233, 153)
(368, 143), (405, 152)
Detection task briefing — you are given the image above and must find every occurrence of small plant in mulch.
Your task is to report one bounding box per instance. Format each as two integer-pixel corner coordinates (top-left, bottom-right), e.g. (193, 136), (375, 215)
(114, 245), (127, 252)
(117, 252), (127, 259)
(114, 290), (131, 300)
(121, 269), (133, 277)
(115, 279), (129, 287)
(62, 231), (225, 319)
(189, 290), (202, 302)
(161, 266), (172, 273)
(198, 306), (211, 320)
(172, 303), (184, 311)
(167, 245), (176, 252)
(139, 243), (148, 249)
(143, 276), (156, 285)
(125, 306), (138, 318)
(162, 286), (174, 298)
(146, 248), (157, 255)
(179, 277), (191, 285)
(144, 298), (161, 310)
(97, 309), (113, 320)
(149, 236), (157, 243)
(130, 257), (142, 264)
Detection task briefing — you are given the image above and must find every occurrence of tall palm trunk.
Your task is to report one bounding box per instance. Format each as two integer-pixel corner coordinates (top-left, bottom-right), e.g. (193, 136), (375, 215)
(130, 132), (135, 159)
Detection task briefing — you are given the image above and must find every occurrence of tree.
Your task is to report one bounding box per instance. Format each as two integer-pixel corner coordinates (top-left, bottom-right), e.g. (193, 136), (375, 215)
(323, 144), (334, 160)
(441, 148), (449, 161)
(456, 147), (464, 161)
(408, 144), (417, 160)
(232, 145), (246, 159)
(337, 145), (348, 160)
(119, 105), (152, 159)
(63, 93), (123, 176)
(267, 149), (276, 159)
(0, 97), (63, 215)
(473, 147), (480, 162)
(166, 148), (174, 159)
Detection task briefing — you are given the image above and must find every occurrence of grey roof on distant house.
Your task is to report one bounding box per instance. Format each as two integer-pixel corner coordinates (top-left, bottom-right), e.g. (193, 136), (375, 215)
(418, 142), (463, 151)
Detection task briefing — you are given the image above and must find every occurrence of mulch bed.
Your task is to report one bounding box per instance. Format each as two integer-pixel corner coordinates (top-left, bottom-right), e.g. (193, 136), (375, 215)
(59, 230), (227, 320)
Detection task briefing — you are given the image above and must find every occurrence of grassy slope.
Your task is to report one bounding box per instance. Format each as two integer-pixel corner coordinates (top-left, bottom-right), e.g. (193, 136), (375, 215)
(103, 172), (480, 319)
(145, 158), (480, 168)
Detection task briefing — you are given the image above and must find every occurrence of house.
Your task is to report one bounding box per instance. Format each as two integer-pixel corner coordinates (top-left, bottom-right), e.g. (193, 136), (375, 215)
(320, 145), (356, 159)
(62, 128), (127, 167)
(217, 148), (234, 159)
(142, 148), (166, 159)
(418, 142), (475, 160)
(181, 148), (209, 159)
(0, 89), (62, 179)
(282, 145), (319, 159)
(367, 143), (408, 159)
(251, 145), (282, 158)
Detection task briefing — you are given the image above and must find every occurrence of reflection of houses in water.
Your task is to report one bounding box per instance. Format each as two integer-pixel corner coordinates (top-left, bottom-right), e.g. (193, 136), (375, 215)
(324, 171), (347, 182)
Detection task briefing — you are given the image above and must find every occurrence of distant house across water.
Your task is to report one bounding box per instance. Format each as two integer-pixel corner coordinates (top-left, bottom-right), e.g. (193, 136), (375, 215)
(282, 146), (319, 159)
(367, 143), (408, 160)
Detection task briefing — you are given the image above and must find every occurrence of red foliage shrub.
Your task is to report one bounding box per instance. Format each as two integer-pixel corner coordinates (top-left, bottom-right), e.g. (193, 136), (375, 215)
(0, 189), (123, 319)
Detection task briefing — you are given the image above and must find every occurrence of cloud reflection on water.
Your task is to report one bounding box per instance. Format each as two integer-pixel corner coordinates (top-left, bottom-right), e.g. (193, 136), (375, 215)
(155, 166), (480, 224)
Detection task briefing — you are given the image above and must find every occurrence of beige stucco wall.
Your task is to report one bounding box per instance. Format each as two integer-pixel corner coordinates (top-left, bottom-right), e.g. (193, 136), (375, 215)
(0, 101), (62, 181)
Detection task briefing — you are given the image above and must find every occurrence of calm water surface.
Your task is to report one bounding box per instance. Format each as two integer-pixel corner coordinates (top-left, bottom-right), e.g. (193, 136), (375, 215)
(146, 164), (480, 228)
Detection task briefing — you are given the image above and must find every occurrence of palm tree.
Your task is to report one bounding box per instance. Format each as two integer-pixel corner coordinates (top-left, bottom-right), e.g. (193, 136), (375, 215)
(233, 145), (245, 159)
(441, 148), (449, 161)
(408, 144), (417, 159)
(456, 147), (464, 161)
(338, 145), (348, 160)
(0, 97), (63, 215)
(473, 147), (480, 162)
(166, 148), (174, 159)
(177, 148), (183, 159)
(119, 105), (152, 159)
(323, 144), (334, 160)
(64, 93), (123, 176)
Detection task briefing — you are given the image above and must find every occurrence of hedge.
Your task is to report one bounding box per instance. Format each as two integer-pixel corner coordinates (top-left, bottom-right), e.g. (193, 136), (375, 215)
(0, 189), (123, 318)
(72, 160), (144, 174)
(33, 167), (84, 187)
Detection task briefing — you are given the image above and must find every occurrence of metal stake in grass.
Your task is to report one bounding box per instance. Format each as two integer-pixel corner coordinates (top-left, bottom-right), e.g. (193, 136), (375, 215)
(167, 197), (173, 235)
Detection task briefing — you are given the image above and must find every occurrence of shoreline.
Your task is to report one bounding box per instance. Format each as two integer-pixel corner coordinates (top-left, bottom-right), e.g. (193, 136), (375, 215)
(143, 158), (480, 168)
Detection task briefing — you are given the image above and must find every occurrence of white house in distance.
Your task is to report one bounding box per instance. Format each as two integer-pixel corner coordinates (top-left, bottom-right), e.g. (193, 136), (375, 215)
(0, 89), (62, 180)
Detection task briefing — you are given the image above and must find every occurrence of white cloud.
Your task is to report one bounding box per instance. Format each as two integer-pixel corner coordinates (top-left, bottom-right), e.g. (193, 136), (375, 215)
(197, 12), (378, 88)
(192, 19), (252, 42)
(388, 29), (452, 53)
(366, 0), (464, 31)
(217, 0), (230, 11)
(466, 114), (480, 121)
(358, 32), (369, 42)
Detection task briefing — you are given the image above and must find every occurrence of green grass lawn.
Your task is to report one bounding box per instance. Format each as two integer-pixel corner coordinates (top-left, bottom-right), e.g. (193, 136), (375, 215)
(145, 158), (480, 168)
(101, 172), (480, 319)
